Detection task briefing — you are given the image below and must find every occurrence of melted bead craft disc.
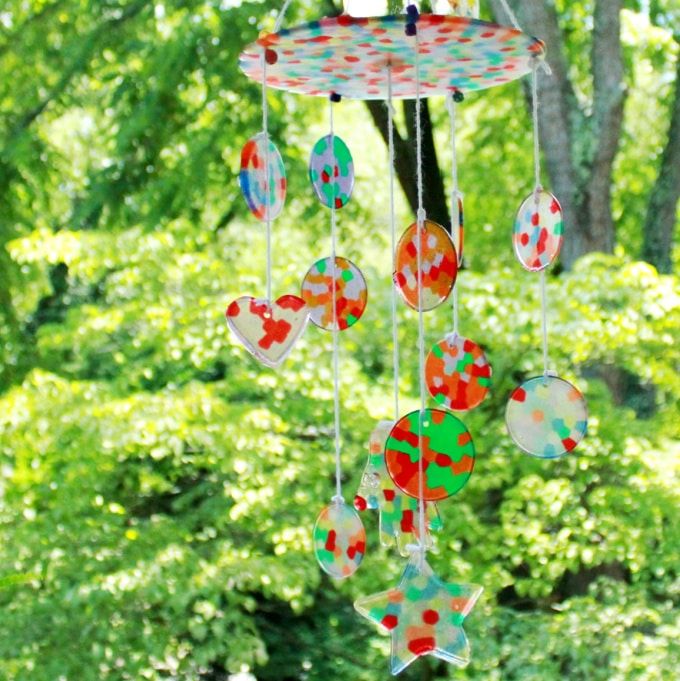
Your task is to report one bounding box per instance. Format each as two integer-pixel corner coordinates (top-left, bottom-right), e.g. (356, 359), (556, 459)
(354, 553), (483, 674)
(239, 133), (286, 221)
(240, 15), (546, 100)
(426, 334), (491, 411)
(313, 501), (366, 579)
(513, 190), (564, 271)
(301, 256), (368, 331)
(385, 409), (475, 501)
(309, 134), (355, 208)
(506, 375), (588, 458)
(354, 420), (442, 556)
(394, 220), (458, 311)
(226, 295), (309, 368)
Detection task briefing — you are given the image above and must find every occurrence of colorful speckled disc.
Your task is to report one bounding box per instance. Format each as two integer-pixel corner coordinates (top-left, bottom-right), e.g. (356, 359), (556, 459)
(385, 409), (475, 501)
(313, 501), (366, 579)
(354, 420), (442, 556)
(354, 553), (483, 674)
(301, 256), (368, 331)
(240, 15), (546, 100)
(239, 133), (286, 221)
(394, 220), (458, 311)
(505, 375), (588, 459)
(426, 334), (491, 411)
(309, 134), (354, 208)
(513, 190), (564, 271)
(225, 295), (309, 368)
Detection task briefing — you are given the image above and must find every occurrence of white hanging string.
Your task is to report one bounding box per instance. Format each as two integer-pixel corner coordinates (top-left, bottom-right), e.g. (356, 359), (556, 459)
(414, 29), (428, 566)
(447, 96), (460, 337)
(387, 66), (400, 421)
(273, 0), (293, 32)
(531, 61), (551, 378)
(532, 63), (542, 194)
(496, 0), (521, 30)
(329, 97), (343, 503)
(261, 53), (273, 305)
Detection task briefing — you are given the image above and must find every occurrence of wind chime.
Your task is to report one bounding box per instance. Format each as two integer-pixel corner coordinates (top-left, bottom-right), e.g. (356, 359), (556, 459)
(227, 0), (588, 674)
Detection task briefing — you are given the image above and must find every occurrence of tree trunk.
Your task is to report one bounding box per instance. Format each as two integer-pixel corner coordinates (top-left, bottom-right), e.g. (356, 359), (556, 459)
(367, 99), (451, 229)
(642, 48), (680, 274)
(330, 0), (451, 229)
(490, 0), (626, 268)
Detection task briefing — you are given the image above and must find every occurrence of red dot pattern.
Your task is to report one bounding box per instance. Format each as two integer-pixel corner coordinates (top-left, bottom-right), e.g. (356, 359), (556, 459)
(239, 14), (546, 100)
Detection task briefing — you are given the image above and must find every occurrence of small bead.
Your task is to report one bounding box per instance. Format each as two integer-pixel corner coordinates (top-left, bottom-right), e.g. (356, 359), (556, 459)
(405, 23), (417, 36)
(264, 48), (278, 65)
(406, 4), (420, 20)
(330, 92), (342, 103)
(453, 90), (465, 103)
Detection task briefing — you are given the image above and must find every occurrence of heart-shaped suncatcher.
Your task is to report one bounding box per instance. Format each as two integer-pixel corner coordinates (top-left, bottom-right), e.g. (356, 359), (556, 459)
(226, 295), (309, 368)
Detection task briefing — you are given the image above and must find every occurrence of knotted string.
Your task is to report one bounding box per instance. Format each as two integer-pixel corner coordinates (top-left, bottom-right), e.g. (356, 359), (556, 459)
(386, 66), (401, 422)
(273, 0), (293, 32)
(261, 54), (273, 305)
(329, 98), (344, 503)
(497, 0), (521, 30)
(414, 28), (428, 567)
(531, 61), (551, 378)
(446, 95), (461, 337)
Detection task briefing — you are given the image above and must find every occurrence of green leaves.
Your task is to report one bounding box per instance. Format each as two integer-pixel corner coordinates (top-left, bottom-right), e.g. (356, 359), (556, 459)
(0, 1), (678, 679)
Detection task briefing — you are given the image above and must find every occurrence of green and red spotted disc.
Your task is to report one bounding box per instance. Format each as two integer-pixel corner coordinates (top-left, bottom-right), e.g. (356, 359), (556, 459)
(313, 501), (366, 579)
(385, 409), (475, 501)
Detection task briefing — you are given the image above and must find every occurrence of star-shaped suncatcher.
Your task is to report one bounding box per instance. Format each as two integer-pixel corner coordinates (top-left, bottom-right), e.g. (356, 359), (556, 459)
(354, 552), (482, 675)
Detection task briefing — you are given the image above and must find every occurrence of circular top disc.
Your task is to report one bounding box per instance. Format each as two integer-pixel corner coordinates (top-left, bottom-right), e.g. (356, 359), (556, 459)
(240, 15), (546, 100)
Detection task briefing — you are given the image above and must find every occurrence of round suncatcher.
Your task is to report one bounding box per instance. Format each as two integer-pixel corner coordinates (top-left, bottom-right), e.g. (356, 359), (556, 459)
(229, 3), (587, 675)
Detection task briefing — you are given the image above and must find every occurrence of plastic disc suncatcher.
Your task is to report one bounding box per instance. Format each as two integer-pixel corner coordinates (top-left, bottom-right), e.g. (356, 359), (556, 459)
(354, 554), (483, 674)
(225, 295), (309, 368)
(505, 375), (588, 458)
(313, 500), (366, 579)
(239, 133), (286, 221)
(426, 334), (491, 411)
(394, 220), (457, 311)
(301, 256), (368, 331)
(385, 409), (475, 501)
(309, 134), (355, 208)
(240, 15), (546, 99)
(513, 190), (564, 271)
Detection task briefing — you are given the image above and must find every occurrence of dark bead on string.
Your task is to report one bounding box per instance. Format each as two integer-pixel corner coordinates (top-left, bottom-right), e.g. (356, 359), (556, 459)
(330, 92), (342, 103)
(453, 90), (465, 103)
(406, 4), (420, 21)
(264, 48), (278, 65)
(405, 22), (417, 36)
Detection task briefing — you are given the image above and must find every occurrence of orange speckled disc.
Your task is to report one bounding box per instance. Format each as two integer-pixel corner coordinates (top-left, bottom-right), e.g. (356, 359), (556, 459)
(426, 334), (491, 411)
(301, 256), (368, 331)
(394, 220), (457, 311)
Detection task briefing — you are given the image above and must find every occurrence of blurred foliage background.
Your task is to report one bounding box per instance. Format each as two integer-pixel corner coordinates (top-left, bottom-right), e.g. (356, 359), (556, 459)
(0, 1), (678, 680)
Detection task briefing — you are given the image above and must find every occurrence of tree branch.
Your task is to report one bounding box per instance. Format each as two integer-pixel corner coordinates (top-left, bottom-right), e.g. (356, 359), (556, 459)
(5, 0), (148, 142)
(365, 99), (418, 214)
(586, 0), (627, 253)
(642, 49), (680, 274)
